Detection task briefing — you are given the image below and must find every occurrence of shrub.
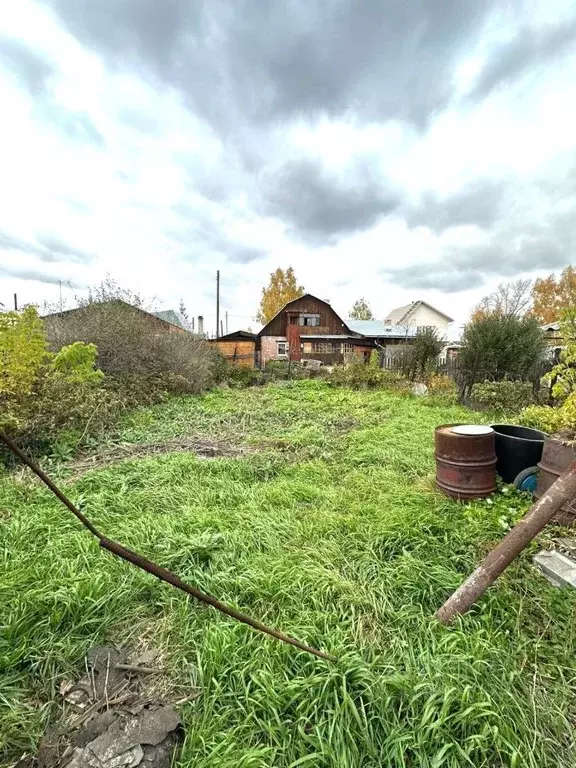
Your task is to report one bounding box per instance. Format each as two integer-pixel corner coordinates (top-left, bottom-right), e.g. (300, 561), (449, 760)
(471, 380), (534, 412)
(400, 327), (444, 380)
(521, 393), (576, 434)
(226, 366), (265, 388)
(426, 373), (457, 402)
(50, 342), (104, 384)
(44, 299), (221, 394)
(330, 361), (408, 390)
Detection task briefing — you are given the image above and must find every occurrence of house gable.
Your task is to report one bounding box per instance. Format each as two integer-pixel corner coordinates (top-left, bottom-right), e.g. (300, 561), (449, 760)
(259, 294), (353, 337)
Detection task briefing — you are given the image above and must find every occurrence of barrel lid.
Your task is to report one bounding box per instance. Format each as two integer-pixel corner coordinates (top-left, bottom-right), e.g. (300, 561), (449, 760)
(452, 425), (494, 436)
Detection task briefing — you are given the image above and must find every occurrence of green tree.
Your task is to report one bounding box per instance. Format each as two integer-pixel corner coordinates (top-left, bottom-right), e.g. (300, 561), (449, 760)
(402, 327), (444, 380)
(458, 315), (546, 394)
(349, 297), (375, 320)
(256, 267), (304, 324)
(546, 308), (576, 400)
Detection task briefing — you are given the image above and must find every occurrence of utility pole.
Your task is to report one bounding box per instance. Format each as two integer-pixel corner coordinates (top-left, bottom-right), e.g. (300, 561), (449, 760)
(59, 280), (63, 311)
(216, 270), (220, 338)
(225, 310), (228, 334)
(13, 293), (18, 311)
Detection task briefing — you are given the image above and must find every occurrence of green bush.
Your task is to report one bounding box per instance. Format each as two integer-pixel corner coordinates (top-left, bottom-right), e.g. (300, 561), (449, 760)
(521, 392), (576, 434)
(225, 366), (265, 388)
(426, 373), (457, 402)
(471, 380), (534, 412)
(330, 361), (408, 390)
(50, 342), (104, 384)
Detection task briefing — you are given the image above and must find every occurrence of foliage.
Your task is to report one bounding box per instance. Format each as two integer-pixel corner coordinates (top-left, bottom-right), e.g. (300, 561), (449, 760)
(1, 384), (575, 767)
(44, 296), (220, 395)
(471, 380), (535, 412)
(225, 366), (265, 388)
(400, 327), (444, 380)
(50, 342), (104, 384)
(471, 278), (532, 321)
(426, 373), (457, 402)
(0, 306), (48, 398)
(348, 297), (374, 320)
(458, 315), (546, 385)
(330, 360), (408, 390)
(521, 398), (576, 434)
(78, 274), (155, 311)
(255, 266), (304, 324)
(545, 308), (576, 400)
(532, 265), (576, 324)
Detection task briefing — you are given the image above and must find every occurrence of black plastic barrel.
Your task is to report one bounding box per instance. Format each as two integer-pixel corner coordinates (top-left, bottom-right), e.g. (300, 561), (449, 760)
(491, 424), (547, 484)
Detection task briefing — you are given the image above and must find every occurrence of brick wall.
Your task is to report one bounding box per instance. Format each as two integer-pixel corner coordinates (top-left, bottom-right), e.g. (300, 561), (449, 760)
(261, 335), (286, 365)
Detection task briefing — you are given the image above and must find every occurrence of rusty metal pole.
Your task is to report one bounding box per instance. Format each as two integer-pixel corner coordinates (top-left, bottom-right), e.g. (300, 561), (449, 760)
(436, 460), (576, 625)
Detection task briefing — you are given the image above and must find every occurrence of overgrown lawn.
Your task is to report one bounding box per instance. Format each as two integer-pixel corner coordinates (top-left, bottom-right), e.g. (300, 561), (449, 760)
(1, 382), (575, 767)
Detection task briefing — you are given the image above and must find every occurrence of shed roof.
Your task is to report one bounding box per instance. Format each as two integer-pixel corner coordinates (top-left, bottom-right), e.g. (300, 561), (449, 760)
(153, 309), (186, 329)
(210, 330), (258, 341)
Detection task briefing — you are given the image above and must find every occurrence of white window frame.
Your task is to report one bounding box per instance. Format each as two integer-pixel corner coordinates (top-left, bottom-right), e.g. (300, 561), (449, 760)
(277, 340), (288, 357)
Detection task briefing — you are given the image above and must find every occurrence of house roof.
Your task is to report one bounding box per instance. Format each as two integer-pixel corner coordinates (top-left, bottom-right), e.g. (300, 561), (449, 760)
(153, 309), (186, 329)
(258, 293), (352, 336)
(210, 330), (258, 341)
(385, 300), (454, 324)
(541, 322), (560, 332)
(345, 319), (416, 338)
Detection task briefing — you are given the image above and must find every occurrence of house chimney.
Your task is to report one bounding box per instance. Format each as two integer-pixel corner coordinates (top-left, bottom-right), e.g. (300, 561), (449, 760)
(197, 315), (204, 336)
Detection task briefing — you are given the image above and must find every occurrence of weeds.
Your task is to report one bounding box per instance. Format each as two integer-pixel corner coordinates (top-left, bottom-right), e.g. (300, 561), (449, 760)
(1, 382), (575, 766)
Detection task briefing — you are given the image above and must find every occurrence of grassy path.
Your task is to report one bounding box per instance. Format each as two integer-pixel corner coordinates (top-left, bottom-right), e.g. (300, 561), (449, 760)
(1, 382), (575, 766)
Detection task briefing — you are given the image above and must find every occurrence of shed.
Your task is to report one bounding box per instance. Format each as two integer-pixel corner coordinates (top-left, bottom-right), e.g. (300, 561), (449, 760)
(210, 330), (258, 368)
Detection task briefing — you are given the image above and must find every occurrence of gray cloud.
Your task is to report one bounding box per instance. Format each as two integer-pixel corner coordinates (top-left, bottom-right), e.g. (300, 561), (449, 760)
(0, 36), (55, 96)
(44, 0), (508, 131)
(470, 17), (576, 101)
(0, 263), (82, 287)
(406, 180), (504, 233)
(383, 213), (574, 292)
(0, 230), (95, 264)
(262, 158), (399, 244)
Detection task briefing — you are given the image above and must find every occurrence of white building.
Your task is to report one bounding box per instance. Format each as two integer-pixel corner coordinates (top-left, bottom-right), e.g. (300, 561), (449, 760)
(384, 301), (453, 339)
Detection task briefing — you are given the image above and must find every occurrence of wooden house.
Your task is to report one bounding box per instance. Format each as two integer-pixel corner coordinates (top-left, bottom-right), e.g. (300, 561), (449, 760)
(209, 330), (258, 368)
(258, 294), (375, 365)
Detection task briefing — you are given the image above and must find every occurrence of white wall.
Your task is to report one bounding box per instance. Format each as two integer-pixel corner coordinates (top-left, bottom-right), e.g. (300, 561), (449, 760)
(406, 305), (450, 338)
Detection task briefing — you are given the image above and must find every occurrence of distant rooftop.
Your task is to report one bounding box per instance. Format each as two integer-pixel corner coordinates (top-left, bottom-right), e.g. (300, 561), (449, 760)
(153, 310), (186, 330)
(346, 319), (416, 338)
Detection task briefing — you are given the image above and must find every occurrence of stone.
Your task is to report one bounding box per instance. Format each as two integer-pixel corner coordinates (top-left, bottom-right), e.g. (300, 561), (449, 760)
(412, 383), (428, 396)
(533, 550), (576, 588)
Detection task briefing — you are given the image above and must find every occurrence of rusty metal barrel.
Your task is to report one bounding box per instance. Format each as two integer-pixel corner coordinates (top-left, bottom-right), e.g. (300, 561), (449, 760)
(536, 434), (576, 526)
(435, 424), (497, 501)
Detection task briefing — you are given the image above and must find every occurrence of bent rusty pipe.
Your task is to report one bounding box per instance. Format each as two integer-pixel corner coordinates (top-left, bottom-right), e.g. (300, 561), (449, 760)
(0, 431), (336, 662)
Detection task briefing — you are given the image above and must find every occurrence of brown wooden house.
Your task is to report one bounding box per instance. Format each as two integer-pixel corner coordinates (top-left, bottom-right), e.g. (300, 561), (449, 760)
(209, 330), (258, 368)
(258, 294), (375, 365)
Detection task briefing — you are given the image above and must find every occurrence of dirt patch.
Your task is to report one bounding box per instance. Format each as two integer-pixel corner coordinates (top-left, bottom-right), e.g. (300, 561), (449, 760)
(64, 438), (252, 480)
(13, 645), (198, 768)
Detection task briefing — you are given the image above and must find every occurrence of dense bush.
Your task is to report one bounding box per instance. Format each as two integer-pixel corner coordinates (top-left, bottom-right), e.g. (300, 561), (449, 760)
(471, 380), (535, 412)
(458, 315), (546, 397)
(426, 373), (457, 402)
(399, 328), (444, 380)
(44, 296), (221, 395)
(329, 360), (408, 390)
(225, 366), (265, 388)
(521, 393), (576, 434)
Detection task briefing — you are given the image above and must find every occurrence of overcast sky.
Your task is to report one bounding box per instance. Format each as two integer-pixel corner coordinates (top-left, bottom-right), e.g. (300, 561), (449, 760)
(1, 0), (575, 335)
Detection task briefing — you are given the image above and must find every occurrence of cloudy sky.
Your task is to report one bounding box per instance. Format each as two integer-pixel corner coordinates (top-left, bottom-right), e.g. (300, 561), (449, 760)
(1, 0), (575, 334)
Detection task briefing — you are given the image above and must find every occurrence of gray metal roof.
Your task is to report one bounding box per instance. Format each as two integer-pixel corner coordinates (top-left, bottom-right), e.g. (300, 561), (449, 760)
(345, 319), (416, 337)
(154, 309), (186, 329)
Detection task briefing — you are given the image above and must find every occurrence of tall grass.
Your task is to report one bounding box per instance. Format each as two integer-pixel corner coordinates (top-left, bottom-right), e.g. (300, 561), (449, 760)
(1, 381), (575, 766)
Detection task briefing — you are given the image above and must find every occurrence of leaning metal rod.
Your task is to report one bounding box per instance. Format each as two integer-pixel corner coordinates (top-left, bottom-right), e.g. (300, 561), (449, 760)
(1, 431), (336, 662)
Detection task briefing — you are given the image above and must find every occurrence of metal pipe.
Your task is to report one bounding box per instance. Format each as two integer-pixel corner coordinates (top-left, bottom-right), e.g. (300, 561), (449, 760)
(0, 431), (336, 662)
(436, 459), (576, 624)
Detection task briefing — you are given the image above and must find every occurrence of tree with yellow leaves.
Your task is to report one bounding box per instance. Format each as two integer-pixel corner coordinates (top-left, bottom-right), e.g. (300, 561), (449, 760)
(256, 267), (305, 324)
(531, 266), (576, 325)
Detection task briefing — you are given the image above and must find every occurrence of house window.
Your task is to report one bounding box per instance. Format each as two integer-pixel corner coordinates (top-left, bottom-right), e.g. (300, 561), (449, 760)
(311, 341), (334, 353)
(298, 314), (320, 326)
(277, 341), (288, 357)
(417, 325), (434, 333)
(341, 342), (353, 354)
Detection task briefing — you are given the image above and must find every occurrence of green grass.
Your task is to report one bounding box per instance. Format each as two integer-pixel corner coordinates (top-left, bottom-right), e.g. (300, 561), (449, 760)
(1, 381), (575, 766)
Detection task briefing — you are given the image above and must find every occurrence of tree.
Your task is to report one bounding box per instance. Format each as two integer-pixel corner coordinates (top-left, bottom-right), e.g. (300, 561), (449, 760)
(458, 315), (546, 395)
(179, 299), (192, 330)
(256, 267), (304, 324)
(532, 266), (576, 324)
(401, 327), (444, 380)
(349, 298), (374, 320)
(471, 279), (532, 322)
